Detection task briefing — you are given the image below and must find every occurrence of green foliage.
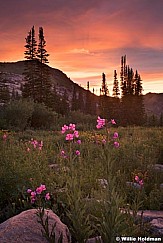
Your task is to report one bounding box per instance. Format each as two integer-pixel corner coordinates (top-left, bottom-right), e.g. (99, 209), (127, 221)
(68, 111), (97, 130)
(0, 126), (162, 240)
(0, 99), (58, 130)
(65, 176), (93, 242)
(2, 99), (34, 131)
(37, 209), (64, 243)
(31, 102), (57, 129)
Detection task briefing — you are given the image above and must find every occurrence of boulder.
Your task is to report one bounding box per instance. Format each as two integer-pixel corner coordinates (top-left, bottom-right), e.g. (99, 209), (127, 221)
(0, 209), (71, 243)
(150, 218), (163, 235)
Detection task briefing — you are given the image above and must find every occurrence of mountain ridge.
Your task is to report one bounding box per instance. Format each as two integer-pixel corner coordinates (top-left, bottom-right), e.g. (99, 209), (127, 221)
(0, 60), (162, 116)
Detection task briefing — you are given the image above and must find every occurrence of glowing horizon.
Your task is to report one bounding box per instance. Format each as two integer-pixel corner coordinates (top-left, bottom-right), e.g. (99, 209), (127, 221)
(0, 0), (163, 95)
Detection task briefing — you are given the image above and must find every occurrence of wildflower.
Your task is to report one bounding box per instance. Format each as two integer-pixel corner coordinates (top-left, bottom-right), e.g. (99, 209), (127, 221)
(31, 191), (36, 198)
(66, 133), (74, 141)
(69, 123), (76, 131)
(77, 139), (81, 144)
(31, 197), (36, 204)
(135, 175), (144, 187)
(30, 191), (37, 204)
(61, 125), (69, 134)
(3, 134), (7, 141)
(102, 139), (106, 144)
(27, 189), (32, 193)
(135, 175), (139, 182)
(31, 139), (38, 149)
(74, 130), (79, 138)
(96, 116), (105, 129)
(111, 119), (116, 124)
(61, 150), (65, 156)
(75, 150), (80, 156)
(36, 184), (46, 194)
(45, 192), (50, 200)
(38, 141), (43, 150)
(61, 150), (67, 158)
(27, 147), (30, 152)
(139, 179), (144, 186)
(114, 141), (120, 148)
(113, 132), (118, 139)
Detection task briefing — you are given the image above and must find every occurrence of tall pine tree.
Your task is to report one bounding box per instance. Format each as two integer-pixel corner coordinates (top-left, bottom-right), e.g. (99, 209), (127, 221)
(36, 27), (52, 105)
(112, 70), (120, 98)
(22, 26), (38, 100)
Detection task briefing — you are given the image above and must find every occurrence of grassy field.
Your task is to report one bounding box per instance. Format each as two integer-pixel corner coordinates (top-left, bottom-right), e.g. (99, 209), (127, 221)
(0, 125), (163, 241)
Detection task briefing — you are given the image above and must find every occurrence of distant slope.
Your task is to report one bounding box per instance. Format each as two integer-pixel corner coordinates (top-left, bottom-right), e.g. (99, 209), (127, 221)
(0, 60), (86, 99)
(0, 61), (163, 116)
(143, 92), (163, 116)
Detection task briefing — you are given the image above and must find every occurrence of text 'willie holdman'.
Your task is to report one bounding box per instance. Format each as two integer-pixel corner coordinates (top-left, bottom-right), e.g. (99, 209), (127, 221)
(117, 236), (162, 242)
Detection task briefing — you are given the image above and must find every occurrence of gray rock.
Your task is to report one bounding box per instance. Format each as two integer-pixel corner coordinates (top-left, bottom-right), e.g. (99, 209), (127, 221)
(86, 236), (103, 243)
(126, 181), (142, 189)
(150, 218), (163, 235)
(0, 209), (71, 243)
(152, 164), (163, 172)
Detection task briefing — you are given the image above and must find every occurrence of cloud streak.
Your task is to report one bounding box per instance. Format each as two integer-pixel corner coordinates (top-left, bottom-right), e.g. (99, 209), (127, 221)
(0, 0), (163, 94)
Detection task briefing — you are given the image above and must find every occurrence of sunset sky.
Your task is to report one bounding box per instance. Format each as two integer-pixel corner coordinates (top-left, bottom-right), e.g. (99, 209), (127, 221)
(0, 0), (163, 95)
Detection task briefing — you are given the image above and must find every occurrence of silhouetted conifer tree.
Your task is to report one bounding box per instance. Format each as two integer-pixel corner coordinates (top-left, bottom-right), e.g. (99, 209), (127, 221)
(87, 81), (90, 90)
(23, 26), (38, 100)
(120, 55), (145, 125)
(112, 70), (120, 98)
(101, 73), (109, 96)
(24, 26), (37, 60)
(23, 26), (53, 107)
(37, 27), (49, 64)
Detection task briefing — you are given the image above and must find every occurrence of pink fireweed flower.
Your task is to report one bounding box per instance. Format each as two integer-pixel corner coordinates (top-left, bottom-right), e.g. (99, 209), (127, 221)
(135, 175), (139, 182)
(135, 176), (144, 187)
(61, 125), (69, 134)
(102, 139), (106, 144)
(61, 150), (67, 158)
(36, 184), (46, 194)
(74, 130), (79, 138)
(66, 133), (74, 141)
(77, 139), (81, 144)
(36, 187), (43, 194)
(31, 197), (36, 204)
(3, 134), (7, 141)
(38, 141), (43, 150)
(96, 116), (105, 129)
(114, 141), (120, 148)
(27, 189), (32, 193)
(69, 123), (76, 131)
(45, 192), (50, 200)
(139, 179), (144, 186)
(111, 119), (116, 124)
(61, 150), (65, 156)
(31, 139), (38, 149)
(75, 150), (80, 156)
(113, 132), (118, 139)
(31, 191), (36, 197)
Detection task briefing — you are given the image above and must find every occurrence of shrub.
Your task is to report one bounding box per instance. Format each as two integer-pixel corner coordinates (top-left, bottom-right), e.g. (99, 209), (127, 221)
(2, 99), (34, 131)
(31, 102), (57, 129)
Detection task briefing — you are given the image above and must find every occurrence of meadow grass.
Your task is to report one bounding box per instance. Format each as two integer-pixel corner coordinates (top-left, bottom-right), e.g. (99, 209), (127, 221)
(0, 126), (163, 241)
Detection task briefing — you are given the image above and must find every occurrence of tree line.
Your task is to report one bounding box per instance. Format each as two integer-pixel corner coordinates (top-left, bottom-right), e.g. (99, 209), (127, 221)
(0, 26), (162, 126)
